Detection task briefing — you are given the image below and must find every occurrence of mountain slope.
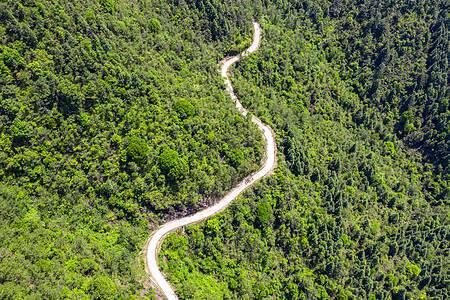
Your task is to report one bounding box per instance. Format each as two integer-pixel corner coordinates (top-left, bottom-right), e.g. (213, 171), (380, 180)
(0, 0), (263, 298)
(159, 1), (450, 299)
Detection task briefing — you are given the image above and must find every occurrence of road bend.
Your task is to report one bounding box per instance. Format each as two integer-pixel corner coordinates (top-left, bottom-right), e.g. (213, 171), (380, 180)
(145, 21), (277, 300)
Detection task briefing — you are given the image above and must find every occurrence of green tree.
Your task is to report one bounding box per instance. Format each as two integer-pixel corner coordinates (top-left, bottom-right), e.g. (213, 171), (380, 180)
(158, 148), (180, 174)
(173, 99), (195, 119)
(89, 276), (117, 300)
(126, 136), (149, 162)
(99, 0), (114, 13)
(1, 47), (26, 71)
(408, 264), (421, 277)
(228, 148), (243, 167)
(286, 282), (299, 300)
(337, 292), (348, 300)
(10, 119), (34, 145)
(168, 158), (189, 181)
(256, 202), (272, 226)
(149, 18), (161, 34)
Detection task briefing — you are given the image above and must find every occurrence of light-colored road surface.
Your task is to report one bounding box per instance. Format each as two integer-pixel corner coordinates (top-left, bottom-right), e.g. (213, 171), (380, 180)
(145, 22), (277, 300)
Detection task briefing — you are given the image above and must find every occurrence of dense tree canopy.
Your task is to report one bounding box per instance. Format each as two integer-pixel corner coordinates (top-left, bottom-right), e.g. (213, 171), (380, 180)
(160, 1), (450, 299)
(0, 0), (262, 297)
(0, 0), (449, 299)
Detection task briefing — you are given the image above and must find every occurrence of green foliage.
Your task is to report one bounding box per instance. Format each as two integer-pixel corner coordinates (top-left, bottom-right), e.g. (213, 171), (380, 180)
(2, 0), (449, 299)
(336, 292), (348, 300)
(158, 148), (189, 182)
(173, 99), (195, 119)
(283, 135), (310, 175)
(205, 218), (220, 235)
(408, 264), (421, 277)
(161, 3), (450, 299)
(126, 136), (149, 162)
(178, 273), (231, 299)
(1, 46), (26, 71)
(110, 134), (122, 145)
(0, 0), (262, 297)
(168, 157), (189, 181)
(10, 119), (34, 144)
(384, 141), (396, 156)
(88, 276), (117, 299)
(255, 201), (271, 226)
(158, 148), (180, 174)
(148, 18), (161, 34)
(228, 148), (243, 167)
(99, 0), (114, 13)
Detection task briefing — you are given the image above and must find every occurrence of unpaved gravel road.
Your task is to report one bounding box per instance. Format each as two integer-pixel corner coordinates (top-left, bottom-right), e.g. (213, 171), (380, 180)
(145, 22), (276, 300)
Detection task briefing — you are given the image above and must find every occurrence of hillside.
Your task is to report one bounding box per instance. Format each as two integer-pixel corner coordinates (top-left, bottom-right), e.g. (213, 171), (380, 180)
(159, 1), (450, 300)
(0, 0), (262, 298)
(0, 0), (449, 299)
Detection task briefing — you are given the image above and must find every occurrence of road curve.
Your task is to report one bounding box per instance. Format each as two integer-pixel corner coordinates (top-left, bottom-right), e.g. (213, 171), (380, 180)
(145, 22), (277, 300)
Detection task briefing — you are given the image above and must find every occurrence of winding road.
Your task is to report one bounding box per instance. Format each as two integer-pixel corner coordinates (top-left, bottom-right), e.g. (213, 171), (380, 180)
(145, 22), (277, 300)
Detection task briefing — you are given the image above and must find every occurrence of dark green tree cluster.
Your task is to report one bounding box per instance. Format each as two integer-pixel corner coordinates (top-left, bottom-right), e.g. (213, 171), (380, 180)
(171, 0), (261, 53)
(126, 136), (149, 162)
(173, 98), (195, 119)
(268, 0), (450, 176)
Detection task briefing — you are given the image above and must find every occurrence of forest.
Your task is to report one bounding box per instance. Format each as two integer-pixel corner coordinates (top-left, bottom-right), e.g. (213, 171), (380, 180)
(0, 0), (262, 298)
(0, 0), (449, 299)
(159, 0), (450, 299)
